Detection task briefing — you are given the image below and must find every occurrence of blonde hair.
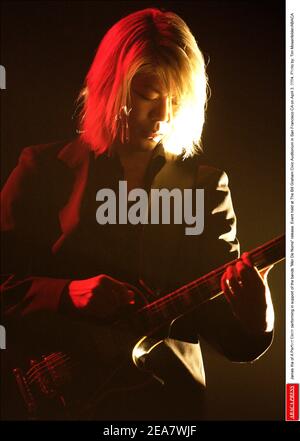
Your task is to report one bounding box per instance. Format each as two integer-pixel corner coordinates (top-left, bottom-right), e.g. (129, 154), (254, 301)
(78, 8), (209, 158)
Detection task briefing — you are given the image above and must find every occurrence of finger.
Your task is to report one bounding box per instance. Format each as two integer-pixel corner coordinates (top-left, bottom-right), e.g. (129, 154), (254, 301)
(236, 260), (267, 298)
(221, 271), (233, 304)
(221, 266), (238, 302)
(238, 255), (261, 284)
(226, 264), (242, 295)
(124, 282), (149, 306)
(241, 252), (253, 268)
(240, 253), (258, 277)
(240, 252), (267, 284)
(114, 284), (135, 307)
(100, 277), (131, 305)
(127, 290), (136, 305)
(236, 259), (252, 287)
(123, 282), (144, 298)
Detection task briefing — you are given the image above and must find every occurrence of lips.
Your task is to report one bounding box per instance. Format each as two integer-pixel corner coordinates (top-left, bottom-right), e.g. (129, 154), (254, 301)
(147, 132), (163, 139)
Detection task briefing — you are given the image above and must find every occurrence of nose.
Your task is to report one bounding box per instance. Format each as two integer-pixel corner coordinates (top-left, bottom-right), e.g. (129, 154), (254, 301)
(150, 96), (171, 124)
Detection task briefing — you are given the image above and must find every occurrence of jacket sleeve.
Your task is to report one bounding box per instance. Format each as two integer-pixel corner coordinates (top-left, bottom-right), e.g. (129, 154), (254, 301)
(169, 168), (273, 362)
(1, 146), (71, 320)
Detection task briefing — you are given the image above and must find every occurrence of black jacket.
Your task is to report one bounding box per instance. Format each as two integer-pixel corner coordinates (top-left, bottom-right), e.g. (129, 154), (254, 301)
(1, 138), (273, 418)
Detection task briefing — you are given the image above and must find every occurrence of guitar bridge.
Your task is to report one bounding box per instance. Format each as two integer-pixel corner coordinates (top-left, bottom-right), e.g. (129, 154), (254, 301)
(13, 367), (37, 417)
(12, 352), (72, 419)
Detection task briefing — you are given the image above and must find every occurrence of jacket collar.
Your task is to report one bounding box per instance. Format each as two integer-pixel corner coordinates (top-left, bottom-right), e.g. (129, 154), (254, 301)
(57, 137), (90, 169)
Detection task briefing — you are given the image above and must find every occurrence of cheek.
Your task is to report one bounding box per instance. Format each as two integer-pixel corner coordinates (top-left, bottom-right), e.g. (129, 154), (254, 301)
(130, 95), (151, 119)
(128, 112), (141, 134)
(129, 105), (149, 131)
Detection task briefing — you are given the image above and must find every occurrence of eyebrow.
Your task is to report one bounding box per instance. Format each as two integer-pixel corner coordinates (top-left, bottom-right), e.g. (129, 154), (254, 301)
(136, 84), (160, 92)
(135, 84), (171, 98)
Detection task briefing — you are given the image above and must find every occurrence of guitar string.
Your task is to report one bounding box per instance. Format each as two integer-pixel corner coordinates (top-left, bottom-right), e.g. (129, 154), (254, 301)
(137, 236), (284, 320)
(27, 354), (72, 382)
(27, 356), (73, 382)
(27, 353), (73, 383)
(23, 236), (284, 388)
(27, 359), (77, 386)
(142, 245), (283, 319)
(26, 352), (68, 377)
(146, 236), (284, 309)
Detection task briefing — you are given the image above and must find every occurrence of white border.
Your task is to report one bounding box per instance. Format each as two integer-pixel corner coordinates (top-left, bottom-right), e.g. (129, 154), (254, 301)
(286, 0), (300, 421)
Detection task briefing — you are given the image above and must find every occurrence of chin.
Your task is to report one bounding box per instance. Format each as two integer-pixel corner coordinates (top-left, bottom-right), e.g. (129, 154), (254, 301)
(133, 138), (159, 151)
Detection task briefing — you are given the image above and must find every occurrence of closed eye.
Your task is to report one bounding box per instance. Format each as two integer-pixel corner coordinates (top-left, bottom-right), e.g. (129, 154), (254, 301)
(133, 89), (180, 107)
(135, 91), (159, 101)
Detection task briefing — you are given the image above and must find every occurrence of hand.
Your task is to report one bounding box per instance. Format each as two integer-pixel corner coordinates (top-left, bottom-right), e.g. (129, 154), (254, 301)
(68, 274), (137, 320)
(221, 253), (274, 335)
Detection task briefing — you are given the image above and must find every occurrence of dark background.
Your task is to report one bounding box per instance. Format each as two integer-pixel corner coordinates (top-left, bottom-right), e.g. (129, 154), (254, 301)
(1, 0), (285, 420)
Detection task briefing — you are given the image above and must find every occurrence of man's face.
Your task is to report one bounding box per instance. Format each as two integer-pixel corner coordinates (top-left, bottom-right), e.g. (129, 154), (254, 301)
(127, 72), (176, 151)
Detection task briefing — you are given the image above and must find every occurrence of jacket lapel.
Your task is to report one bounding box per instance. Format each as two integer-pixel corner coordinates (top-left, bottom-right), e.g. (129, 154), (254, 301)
(52, 138), (91, 254)
(140, 156), (199, 292)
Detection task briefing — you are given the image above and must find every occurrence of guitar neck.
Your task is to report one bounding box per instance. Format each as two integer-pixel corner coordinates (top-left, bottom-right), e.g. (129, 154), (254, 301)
(137, 234), (285, 333)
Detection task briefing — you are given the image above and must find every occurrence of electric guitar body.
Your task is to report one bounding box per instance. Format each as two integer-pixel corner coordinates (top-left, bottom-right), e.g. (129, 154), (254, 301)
(1, 235), (285, 420)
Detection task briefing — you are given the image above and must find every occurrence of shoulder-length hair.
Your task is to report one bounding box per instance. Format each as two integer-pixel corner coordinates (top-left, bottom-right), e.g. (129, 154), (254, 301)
(78, 8), (209, 158)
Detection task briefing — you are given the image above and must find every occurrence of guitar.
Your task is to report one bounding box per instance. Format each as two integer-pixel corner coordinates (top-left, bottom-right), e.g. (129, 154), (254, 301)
(1, 235), (285, 420)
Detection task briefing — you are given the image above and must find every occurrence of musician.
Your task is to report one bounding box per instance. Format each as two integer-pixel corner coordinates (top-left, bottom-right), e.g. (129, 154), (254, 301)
(1, 8), (274, 420)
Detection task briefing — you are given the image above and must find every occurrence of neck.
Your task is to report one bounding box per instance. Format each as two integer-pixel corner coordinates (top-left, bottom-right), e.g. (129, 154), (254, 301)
(110, 143), (157, 192)
(112, 141), (159, 171)
(115, 144), (155, 158)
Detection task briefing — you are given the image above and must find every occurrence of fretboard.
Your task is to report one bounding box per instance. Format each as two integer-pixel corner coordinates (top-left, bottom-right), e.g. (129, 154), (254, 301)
(137, 234), (285, 333)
